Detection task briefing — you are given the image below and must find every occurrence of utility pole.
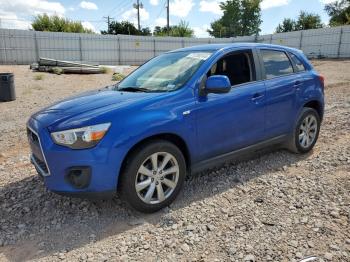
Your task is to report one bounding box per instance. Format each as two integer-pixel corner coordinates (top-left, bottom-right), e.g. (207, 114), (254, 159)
(103, 16), (111, 33)
(133, 0), (143, 31)
(166, 0), (170, 35)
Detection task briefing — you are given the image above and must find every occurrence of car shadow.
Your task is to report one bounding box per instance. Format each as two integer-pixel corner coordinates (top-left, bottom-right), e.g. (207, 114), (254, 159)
(0, 146), (311, 261)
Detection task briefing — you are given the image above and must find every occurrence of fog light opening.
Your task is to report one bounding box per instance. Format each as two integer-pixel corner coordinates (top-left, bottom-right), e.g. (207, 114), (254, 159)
(66, 167), (91, 189)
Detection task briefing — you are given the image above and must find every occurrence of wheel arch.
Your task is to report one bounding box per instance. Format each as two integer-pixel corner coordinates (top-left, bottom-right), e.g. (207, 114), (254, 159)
(118, 133), (191, 186)
(303, 100), (324, 121)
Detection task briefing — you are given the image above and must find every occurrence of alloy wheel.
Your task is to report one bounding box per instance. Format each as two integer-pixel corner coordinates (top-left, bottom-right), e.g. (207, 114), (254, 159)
(299, 114), (318, 149)
(135, 152), (179, 204)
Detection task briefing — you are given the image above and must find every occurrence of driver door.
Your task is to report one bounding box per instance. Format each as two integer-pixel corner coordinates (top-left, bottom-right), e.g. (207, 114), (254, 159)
(194, 49), (266, 162)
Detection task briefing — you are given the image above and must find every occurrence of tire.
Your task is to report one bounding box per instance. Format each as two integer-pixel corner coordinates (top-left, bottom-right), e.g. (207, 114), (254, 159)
(287, 107), (321, 154)
(119, 140), (186, 213)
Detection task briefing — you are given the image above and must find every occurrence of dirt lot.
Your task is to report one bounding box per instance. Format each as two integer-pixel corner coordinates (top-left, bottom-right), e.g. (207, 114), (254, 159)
(0, 61), (349, 262)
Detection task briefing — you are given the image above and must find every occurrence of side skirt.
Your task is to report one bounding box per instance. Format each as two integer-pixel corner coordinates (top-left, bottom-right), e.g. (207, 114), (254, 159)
(191, 135), (288, 174)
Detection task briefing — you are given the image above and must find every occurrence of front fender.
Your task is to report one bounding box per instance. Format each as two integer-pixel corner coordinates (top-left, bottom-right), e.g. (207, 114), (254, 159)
(101, 88), (197, 172)
(112, 107), (196, 159)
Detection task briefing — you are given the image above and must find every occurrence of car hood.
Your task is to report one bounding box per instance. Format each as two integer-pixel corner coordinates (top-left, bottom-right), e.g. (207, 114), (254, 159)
(32, 88), (163, 127)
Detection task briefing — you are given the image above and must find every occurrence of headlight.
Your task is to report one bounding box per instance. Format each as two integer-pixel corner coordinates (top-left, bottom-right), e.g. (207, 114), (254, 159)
(51, 123), (111, 149)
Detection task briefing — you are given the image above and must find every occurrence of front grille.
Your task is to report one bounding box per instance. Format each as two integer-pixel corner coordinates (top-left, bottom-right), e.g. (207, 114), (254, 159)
(31, 154), (49, 176)
(27, 125), (51, 176)
(27, 128), (39, 145)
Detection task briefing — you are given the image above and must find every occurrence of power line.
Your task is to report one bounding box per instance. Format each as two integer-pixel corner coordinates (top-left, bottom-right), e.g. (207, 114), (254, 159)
(97, 1), (132, 32)
(1, 1), (170, 33)
(113, 2), (134, 19)
(97, 0), (133, 32)
(103, 16), (111, 32)
(166, 0), (170, 35)
(157, 0), (167, 19)
(106, 0), (124, 16)
(144, 0), (166, 27)
(0, 17), (104, 23)
(133, 0), (143, 31)
(0, 17), (30, 21)
(93, 0), (122, 32)
(155, 0), (167, 22)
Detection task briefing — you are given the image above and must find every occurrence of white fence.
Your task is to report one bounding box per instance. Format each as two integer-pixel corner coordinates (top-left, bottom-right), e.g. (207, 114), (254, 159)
(0, 26), (350, 65)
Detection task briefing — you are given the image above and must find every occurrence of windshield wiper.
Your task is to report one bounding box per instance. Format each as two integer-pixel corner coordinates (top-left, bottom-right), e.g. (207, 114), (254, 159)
(118, 87), (151, 93)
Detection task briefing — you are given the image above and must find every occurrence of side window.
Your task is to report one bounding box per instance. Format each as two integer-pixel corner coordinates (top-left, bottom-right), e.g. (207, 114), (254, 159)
(206, 51), (256, 86)
(289, 52), (306, 72)
(261, 50), (293, 79)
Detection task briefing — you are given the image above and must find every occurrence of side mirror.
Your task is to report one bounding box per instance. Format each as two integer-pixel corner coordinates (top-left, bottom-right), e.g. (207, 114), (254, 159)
(204, 75), (231, 95)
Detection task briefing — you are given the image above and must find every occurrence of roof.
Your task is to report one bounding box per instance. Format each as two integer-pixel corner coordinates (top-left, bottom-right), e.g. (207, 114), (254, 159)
(169, 43), (300, 53)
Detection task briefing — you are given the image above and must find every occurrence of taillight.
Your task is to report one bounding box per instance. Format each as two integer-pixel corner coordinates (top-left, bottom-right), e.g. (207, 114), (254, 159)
(319, 75), (325, 93)
(319, 75), (325, 87)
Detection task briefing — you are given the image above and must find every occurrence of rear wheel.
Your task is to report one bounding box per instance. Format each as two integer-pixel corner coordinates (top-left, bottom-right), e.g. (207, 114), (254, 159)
(288, 107), (321, 154)
(119, 140), (186, 213)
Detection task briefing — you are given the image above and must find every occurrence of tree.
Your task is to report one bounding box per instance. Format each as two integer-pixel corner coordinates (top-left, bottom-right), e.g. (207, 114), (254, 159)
(276, 18), (297, 33)
(153, 20), (194, 37)
(325, 0), (350, 26)
(103, 21), (137, 35)
(101, 20), (151, 36)
(171, 21), (194, 37)
(207, 20), (227, 38)
(207, 0), (262, 38)
(296, 11), (323, 30)
(275, 11), (323, 33)
(153, 26), (167, 36)
(140, 27), (152, 36)
(32, 14), (94, 33)
(240, 0), (262, 36)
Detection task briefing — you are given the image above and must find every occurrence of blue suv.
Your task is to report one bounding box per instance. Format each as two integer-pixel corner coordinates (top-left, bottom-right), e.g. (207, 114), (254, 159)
(27, 43), (324, 213)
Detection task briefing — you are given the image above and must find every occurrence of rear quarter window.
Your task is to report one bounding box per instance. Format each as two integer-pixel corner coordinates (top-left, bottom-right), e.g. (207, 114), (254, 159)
(289, 52), (306, 72)
(261, 50), (294, 79)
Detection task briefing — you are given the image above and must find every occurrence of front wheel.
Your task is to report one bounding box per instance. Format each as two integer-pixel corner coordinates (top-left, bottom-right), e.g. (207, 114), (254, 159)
(288, 107), (321, 154)
(119, 140), (186, 213)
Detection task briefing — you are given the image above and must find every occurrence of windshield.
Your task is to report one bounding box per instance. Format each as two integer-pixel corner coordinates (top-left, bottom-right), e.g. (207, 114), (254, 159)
(117, 51), (213, 92)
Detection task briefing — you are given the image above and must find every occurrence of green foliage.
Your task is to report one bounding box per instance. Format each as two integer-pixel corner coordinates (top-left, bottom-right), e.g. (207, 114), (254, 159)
(275, 11), (323, 33)
(276, 18), (297, 33)
(52, 67), (63, 75)
(112, 73), (125, 81)
(100, 67), (111, 74)
(32, 14), (94, 33)
(325, 0), (350, 26)
(153, 20), (194, 37)
(207, 0), (262, 38)
(140, 27), (152, 36)
(296, 11), (323, 30)
(172, 21), (194, 37)
(101, 21), (151, 36)
(34, 74), (44, 80)
(153, 26), (167, 36)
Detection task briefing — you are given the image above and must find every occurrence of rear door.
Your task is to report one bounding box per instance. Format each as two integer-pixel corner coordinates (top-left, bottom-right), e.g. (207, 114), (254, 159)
(259, 49), (300, 138)
(288, 51), (313, 114)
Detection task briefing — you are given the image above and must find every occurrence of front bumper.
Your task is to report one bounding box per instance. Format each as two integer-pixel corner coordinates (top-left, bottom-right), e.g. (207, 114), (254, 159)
(53, 190), (115, 199)
(27, 118), (122, 198)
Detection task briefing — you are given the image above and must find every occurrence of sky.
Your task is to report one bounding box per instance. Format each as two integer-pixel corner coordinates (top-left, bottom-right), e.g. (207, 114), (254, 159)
(0, 0), (338, 37)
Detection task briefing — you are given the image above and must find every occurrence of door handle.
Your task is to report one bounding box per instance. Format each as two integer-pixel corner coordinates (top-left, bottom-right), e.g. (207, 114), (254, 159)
(182, 110), (191, 116)
(294, 81), (302, 89)
(252, 93), (264, 101)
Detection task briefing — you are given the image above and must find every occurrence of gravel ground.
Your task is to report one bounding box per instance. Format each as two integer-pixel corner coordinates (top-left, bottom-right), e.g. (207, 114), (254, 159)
(0, 60), (349, 262)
